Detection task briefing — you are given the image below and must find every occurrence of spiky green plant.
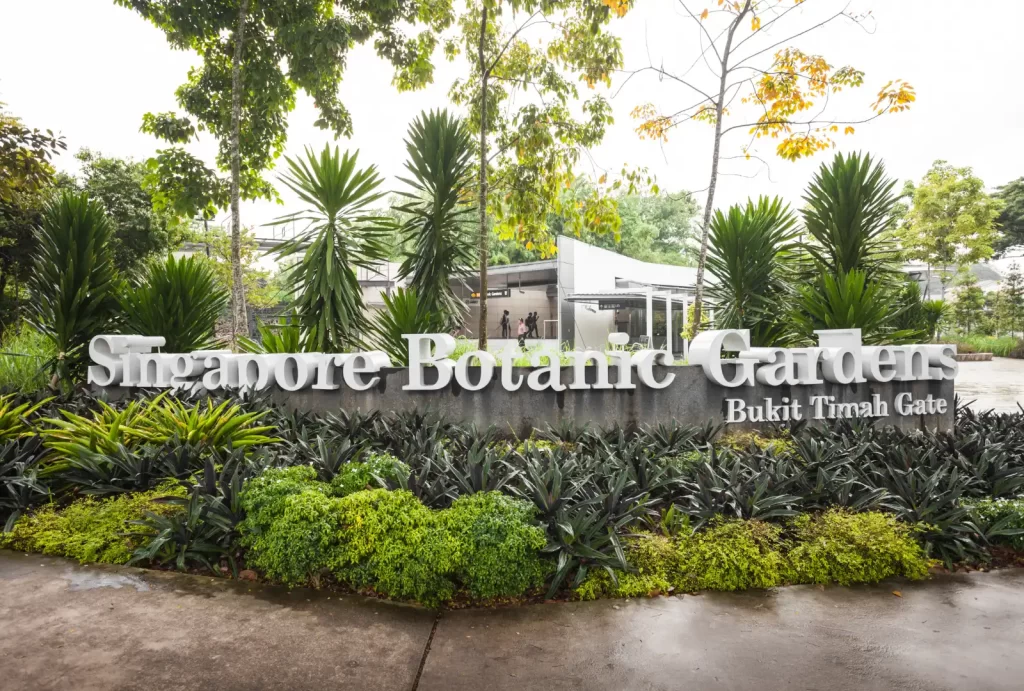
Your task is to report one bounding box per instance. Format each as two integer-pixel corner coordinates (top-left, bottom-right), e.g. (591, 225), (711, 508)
(120, 254), (228, 352)
(27, 191), (120, 385)
(0, 394), (51, 441)
(396, 110), (476, 329)
(705, 196), (799, 346)
(269, 146), (392, 352)
(793, 269), (920, 344)
(135, 397), (278, 450)
(799, 151), (900, 279)
(237, 311), (315, 354)
(365, 288), (447, 366)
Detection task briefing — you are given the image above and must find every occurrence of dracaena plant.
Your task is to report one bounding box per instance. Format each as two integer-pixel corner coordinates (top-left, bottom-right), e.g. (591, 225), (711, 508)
(120, 254), (228, 352)
(364, 288), (447, 366)
(395, 109), (477, 330)
(269, 146), (393, 352)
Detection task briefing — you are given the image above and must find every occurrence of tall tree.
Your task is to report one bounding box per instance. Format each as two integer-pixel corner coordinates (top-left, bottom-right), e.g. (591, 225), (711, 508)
(448, 0), (628, 349)
(57, 149), (184, 272)
(117, 0), (453, 343)
(627, 0), (915, 335)
(996, 262), (1024, 336)
(952, 268), (985, 335)
(993, 177), (1024, 256)
(898, 160), (1002, 298)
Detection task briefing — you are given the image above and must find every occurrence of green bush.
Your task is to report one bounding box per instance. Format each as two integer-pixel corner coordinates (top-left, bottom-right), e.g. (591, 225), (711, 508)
(330, 489), (462, 606)
(440, 492), (548, 599)
(576, 533), (679, 600)
(787, 510), (931, 585)
(678, 519), (790, 591)
(330, 452), (408, 496)
(0, 481), (185, 564)
(966, 499), (1024, 550)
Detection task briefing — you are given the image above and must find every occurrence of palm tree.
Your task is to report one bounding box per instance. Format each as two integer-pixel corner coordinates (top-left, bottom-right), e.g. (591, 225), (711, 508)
(269, 146), (392, 352)
(395, 109), (476, 331)
(705, 197), (798, 347)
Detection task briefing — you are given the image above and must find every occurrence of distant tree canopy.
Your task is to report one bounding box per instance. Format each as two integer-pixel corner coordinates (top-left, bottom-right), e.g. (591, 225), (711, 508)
(57, 149), (185, 272)
(994, 177), (1024, 256)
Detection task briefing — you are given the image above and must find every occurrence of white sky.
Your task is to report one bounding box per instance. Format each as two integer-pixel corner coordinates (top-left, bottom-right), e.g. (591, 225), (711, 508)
(1, 0), (1021, 239)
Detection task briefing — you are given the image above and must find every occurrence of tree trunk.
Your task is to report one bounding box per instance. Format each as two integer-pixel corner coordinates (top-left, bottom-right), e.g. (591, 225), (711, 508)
(228, 0), (250, 348)
(690, 0), (751, 337)
(476, 5), (489, 352)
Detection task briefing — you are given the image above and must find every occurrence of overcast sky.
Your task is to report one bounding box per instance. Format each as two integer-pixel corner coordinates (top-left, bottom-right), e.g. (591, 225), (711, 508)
(1, 0), (1021, 239)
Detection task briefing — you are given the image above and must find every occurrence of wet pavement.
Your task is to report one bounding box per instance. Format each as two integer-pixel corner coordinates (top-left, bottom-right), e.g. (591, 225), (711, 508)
(957, 357), (1024, 413)
(2, 551), (1023, 690)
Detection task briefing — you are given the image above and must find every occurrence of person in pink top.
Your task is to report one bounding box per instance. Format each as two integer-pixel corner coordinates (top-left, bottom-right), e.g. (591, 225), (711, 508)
(516, 318), (527, 347)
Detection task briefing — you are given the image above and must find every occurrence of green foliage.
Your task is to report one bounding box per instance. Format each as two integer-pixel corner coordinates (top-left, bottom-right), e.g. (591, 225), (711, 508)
(238, 312), (316, 353)
(577, 191), (699, 266)
(396, 109), (476, 329)
(330, 452), (408, 496)
(0, 481), (186, 565)
(366, 288), (447, 366)
(952, 268), (986, 334)
(793, 269), (920, 345)
(951, 334), (1021, 357)
(0, 393), (49, 441)
(575, 533), (679, 600)
(184, 225), (286, 310)
(27, 191), (119, 384)
(786, 511), (931, 585)
(898, 160), (1001, 295)
(120, 254), (229, 352)
(0, 326), (55, 393)
(269, 146), (392, 351)
(705, 196), (798, 346)
(966, 498), (1024, 550)
(41, 397), (156, 460)
(993, 177), (1024, 256)
(440, 492), (548, 599)
(59, 149), (184, 272)
(677, 519), (790, 591)
(800, 152), (900, 279)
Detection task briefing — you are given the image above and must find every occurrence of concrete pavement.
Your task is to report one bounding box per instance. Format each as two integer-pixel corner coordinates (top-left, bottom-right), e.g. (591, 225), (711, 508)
(2, 550), (1023, 691)
(957, 357), (1024, 413)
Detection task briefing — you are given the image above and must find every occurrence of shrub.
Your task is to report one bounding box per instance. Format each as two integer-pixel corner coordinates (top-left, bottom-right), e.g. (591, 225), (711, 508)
(440, 492), (548, 600)
(677, 519), (790, 591)
(120, 254), (229, 352)
(239, 465), (329, 543)
(576, 533), (680, 600)
(787, 510), (931, 585)
(0, 481), (186, 564)
(330, 451), (408, 496)
(966, 498), (1024, 551)
(41, 397), (157, 459)
(329, 489), (461, 606)
(137, 397), (278, 450)
(719, 430), (795, 456)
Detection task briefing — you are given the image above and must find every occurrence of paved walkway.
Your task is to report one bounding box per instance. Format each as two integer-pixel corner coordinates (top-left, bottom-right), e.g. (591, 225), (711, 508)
(2, 552), (1023, 690)
(957, 357), (1024, 413)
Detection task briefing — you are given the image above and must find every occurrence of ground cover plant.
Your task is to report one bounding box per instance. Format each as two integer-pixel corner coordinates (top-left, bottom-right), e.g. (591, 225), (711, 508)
(1, 392), (1023, 607)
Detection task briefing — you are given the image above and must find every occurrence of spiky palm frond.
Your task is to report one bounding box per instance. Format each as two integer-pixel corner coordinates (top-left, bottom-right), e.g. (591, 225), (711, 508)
(793, 269), (921, 344)
(269, 146), (392, 352)
(705, 196), (799, 347)
(365, 288), (447, 366)
(395, 109), (476, 330)
(800, 151), (900, 278)
(27, 191), (120, 383)
(120, 254), (228, 352)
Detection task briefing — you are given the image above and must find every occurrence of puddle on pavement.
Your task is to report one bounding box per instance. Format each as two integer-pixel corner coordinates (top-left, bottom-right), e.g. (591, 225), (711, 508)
(64, 567), (151, 592)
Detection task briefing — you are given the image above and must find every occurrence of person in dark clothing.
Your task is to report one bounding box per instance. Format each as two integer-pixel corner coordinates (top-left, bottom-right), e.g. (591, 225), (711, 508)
(527, 311), (540, 338)
(524, 312), (535, 339)
(500, 310), (511, 338)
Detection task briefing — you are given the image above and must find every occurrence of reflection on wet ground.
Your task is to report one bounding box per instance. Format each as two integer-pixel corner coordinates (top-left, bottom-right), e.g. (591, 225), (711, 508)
(956, 357), (1024, 413)
(64, 567), (150, 592)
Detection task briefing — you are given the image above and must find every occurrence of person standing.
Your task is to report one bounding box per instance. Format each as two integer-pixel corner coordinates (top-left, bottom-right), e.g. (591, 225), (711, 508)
(527, 311), (539, 339)
(517, 318), (527, 347)
(500, 310), (511, 339)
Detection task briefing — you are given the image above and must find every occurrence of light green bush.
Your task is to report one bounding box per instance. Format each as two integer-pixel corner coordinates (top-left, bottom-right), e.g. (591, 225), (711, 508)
(0, 325), (56, 393)
(677, 519), (790, 591)
(787, 510), (931, 585)
(330, 452), (408, 496)
(440, 492), (548, 599)
(0, 481), (185, 564)
(576, 533), (679, 600)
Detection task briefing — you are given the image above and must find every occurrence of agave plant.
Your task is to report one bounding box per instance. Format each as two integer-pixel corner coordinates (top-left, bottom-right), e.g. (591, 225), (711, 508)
(395, 109), (477, 329)
(120, 254), (228, 352)
(705, 197), (799, 347)
(364, 288), (447, 366)
(27, 191), (120, 385)
(269, 146), (392, 352)
(799, 151), (901, 279)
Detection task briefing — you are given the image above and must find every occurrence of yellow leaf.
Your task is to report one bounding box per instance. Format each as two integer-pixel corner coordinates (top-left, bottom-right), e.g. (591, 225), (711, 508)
(751, 16), (761, 31)
(844, 126), (855, 135)
(891, 590), (902, 598)
(701, 8), (709, 20)
(598, 173), (608, 184)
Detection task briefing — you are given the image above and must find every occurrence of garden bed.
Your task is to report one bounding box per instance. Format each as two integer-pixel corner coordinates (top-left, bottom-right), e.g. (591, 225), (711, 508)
(956, 353), (994, 361)
(2, 390), (1024, 607)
